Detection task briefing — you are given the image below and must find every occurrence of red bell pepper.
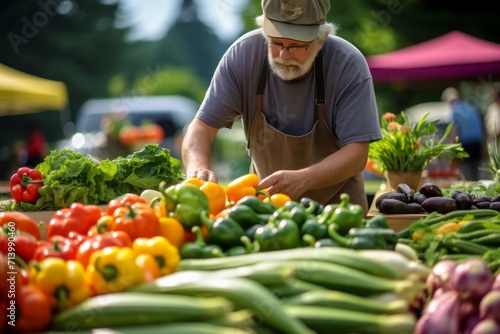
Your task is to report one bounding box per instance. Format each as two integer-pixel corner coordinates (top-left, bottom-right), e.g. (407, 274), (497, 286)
(46, 202), (104, 239)
(9, 167), (44, 204)
(10, 284), (52, 333)
(0, 228), (39, 266)
(0, 212), (41, 240)
(106, 193), (147, 216)
(76, 231), (131, 268)
(33, 235), (78, 261)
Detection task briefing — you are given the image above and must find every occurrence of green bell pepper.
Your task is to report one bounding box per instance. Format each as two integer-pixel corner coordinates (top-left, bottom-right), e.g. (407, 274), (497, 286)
(159, 182), (209, 230)
(236, 195), (277, 214)
(254, 218), (301, 252)
(200, 211), (246, 250)
(327, 193), (364, 235)
(179, 226), (224, 259)
(228, 204), (270, 229)
(225, 235), (255, 256)
(327, 224), (388, 250)
(365, 215), (390, 229)
(300, 217), (328, 240)
(300, 197), (324, 215)
(270, 201), (315, 227)
(347, 227), (398, 250)
(302, 234), (341, 248)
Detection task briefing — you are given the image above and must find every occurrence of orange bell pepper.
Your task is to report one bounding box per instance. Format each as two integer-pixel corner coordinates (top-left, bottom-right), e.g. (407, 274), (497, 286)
(183, 178), (227, 217)
(135, 253), (161, 282)
(110, 202), (160, 240)
(0, 211), (41, 240)
(225, 173), (261, 204)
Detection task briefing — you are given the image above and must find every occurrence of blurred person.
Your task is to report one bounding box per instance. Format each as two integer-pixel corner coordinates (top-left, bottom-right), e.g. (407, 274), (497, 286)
(485, 87), (500, 144)
(25, 121), (49, 168)
(441, 87), (484, 181)
(182, 0), (381, 213)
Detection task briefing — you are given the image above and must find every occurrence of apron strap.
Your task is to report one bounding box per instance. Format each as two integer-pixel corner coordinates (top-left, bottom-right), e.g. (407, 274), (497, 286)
(256, 56), (269, 113)
(314, 50), (325, 121)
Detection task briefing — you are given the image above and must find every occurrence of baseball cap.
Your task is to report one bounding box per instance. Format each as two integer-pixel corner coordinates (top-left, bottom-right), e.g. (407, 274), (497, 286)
(262, 0), (331, 42)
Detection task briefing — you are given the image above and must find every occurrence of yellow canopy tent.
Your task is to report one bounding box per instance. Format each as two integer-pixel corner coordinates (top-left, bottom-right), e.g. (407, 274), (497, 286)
(0, 63), (68, 116)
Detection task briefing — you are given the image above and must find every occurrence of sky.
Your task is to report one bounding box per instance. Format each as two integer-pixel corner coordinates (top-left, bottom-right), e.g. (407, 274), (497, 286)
(119, 0), (247, 42)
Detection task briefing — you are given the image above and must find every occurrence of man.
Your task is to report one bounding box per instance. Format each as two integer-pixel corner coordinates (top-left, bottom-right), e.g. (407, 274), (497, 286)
(182, 0), (381, 213)
(441, 87), (484, 181)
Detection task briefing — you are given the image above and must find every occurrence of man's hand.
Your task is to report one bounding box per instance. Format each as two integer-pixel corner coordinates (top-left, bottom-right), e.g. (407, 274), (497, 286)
(187, 168), (218, 183)
(257, 170), (306, 200)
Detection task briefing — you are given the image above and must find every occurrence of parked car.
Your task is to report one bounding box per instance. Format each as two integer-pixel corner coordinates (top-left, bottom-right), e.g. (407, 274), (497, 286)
(56, 95), (199, 159)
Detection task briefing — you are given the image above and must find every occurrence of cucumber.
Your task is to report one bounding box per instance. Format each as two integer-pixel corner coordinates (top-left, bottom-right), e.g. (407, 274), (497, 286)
(268, 278), (328, 298)
(64, 323), (256, 334)
(51, 293), (232, 330)
(178, 247), (400, 280)
(282, 290), (409, 315)
(130, 276), (313, 334)
(283, 304), (416, 334)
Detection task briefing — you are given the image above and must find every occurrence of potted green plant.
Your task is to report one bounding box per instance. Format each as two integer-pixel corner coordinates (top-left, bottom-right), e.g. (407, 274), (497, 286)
(368, 112), (469, 190)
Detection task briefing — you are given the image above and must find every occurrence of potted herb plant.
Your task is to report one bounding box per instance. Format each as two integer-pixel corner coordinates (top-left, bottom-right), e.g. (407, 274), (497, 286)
(368, 112), (469, 190)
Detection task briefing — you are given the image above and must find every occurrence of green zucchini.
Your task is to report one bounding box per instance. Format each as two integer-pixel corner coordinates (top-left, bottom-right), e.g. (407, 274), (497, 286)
(259, 260), (423, 300)
(178, 247), (400, 280)
(283, 304), (416, 334)
(51, 293), (232, 330)
(69, 323), (256, 334)
(130, 276), (313, 334)
(282, 290), (409, 315)
(268, 278), (328, 298)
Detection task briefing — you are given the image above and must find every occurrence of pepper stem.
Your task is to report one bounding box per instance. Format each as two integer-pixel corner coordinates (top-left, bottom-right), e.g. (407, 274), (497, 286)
(94, 257), (119, 282)
(327, 224), (349, 247)
(55, 286), (69, 311)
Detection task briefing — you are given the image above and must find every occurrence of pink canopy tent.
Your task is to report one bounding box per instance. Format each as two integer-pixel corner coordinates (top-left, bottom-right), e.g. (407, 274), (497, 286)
(366, 31), (500, 83)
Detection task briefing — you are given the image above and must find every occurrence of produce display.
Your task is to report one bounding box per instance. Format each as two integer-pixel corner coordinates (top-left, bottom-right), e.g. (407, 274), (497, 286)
(2, 151), (500, 333)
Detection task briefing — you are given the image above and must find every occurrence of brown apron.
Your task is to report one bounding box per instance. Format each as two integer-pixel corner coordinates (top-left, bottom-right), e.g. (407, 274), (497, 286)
(247, 51), (368, 213)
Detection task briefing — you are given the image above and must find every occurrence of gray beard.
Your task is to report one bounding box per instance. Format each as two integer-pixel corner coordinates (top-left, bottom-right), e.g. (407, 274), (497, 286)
(268, 48), (318, 81)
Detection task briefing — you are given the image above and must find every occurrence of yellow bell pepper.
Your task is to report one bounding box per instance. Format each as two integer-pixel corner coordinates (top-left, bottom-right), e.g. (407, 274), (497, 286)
(85, 246), (143, 295)
(132, 236), (180, 276)
(159, 217), (185, 248)
(29, 257), (90, 311)
(263, 193), (293, 208)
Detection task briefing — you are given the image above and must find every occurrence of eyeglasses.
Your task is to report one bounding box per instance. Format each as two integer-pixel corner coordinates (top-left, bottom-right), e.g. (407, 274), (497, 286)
(268, 40), (313, 55)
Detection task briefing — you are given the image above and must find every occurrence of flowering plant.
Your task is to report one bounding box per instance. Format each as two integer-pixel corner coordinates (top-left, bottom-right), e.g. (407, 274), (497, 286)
(368, 112), (469, 173)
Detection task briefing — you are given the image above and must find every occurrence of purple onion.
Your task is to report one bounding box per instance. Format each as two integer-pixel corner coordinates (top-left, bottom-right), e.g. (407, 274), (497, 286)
(463, 313), (482, 334)
(471, 319), (500, 334)
(449, 258), (494, 303)
(480, 290), (500, 323)
(491, 273), (500, 291)
(427, 259), (457, 294)
(415, 290), (461, 334)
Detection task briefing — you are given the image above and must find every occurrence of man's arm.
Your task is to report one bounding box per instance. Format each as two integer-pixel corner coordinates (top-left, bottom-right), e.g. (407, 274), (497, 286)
(182, 118), (220, 182)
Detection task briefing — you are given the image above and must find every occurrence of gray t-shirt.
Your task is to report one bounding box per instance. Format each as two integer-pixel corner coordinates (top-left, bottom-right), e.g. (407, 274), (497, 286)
(197, 29), (381, 147)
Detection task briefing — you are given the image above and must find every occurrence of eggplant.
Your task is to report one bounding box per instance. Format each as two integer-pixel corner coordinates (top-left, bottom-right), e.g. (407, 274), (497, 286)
(414, 192), (429, 205)
(455, 192), (474, 210)
(419, 182), (443, 197)
(408, 202), (425, 213)
(490, 202), (500, 212)
(375, 192), (407, 209)
(476, 202), (493, 209)
(397, 183), (414, 202)
(474, 196), (493, 204)
(492, 194), (500, 203)
(421, 197), (457, 214)
(415, 290), (461, 334)
(378, 198), (424, 214)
